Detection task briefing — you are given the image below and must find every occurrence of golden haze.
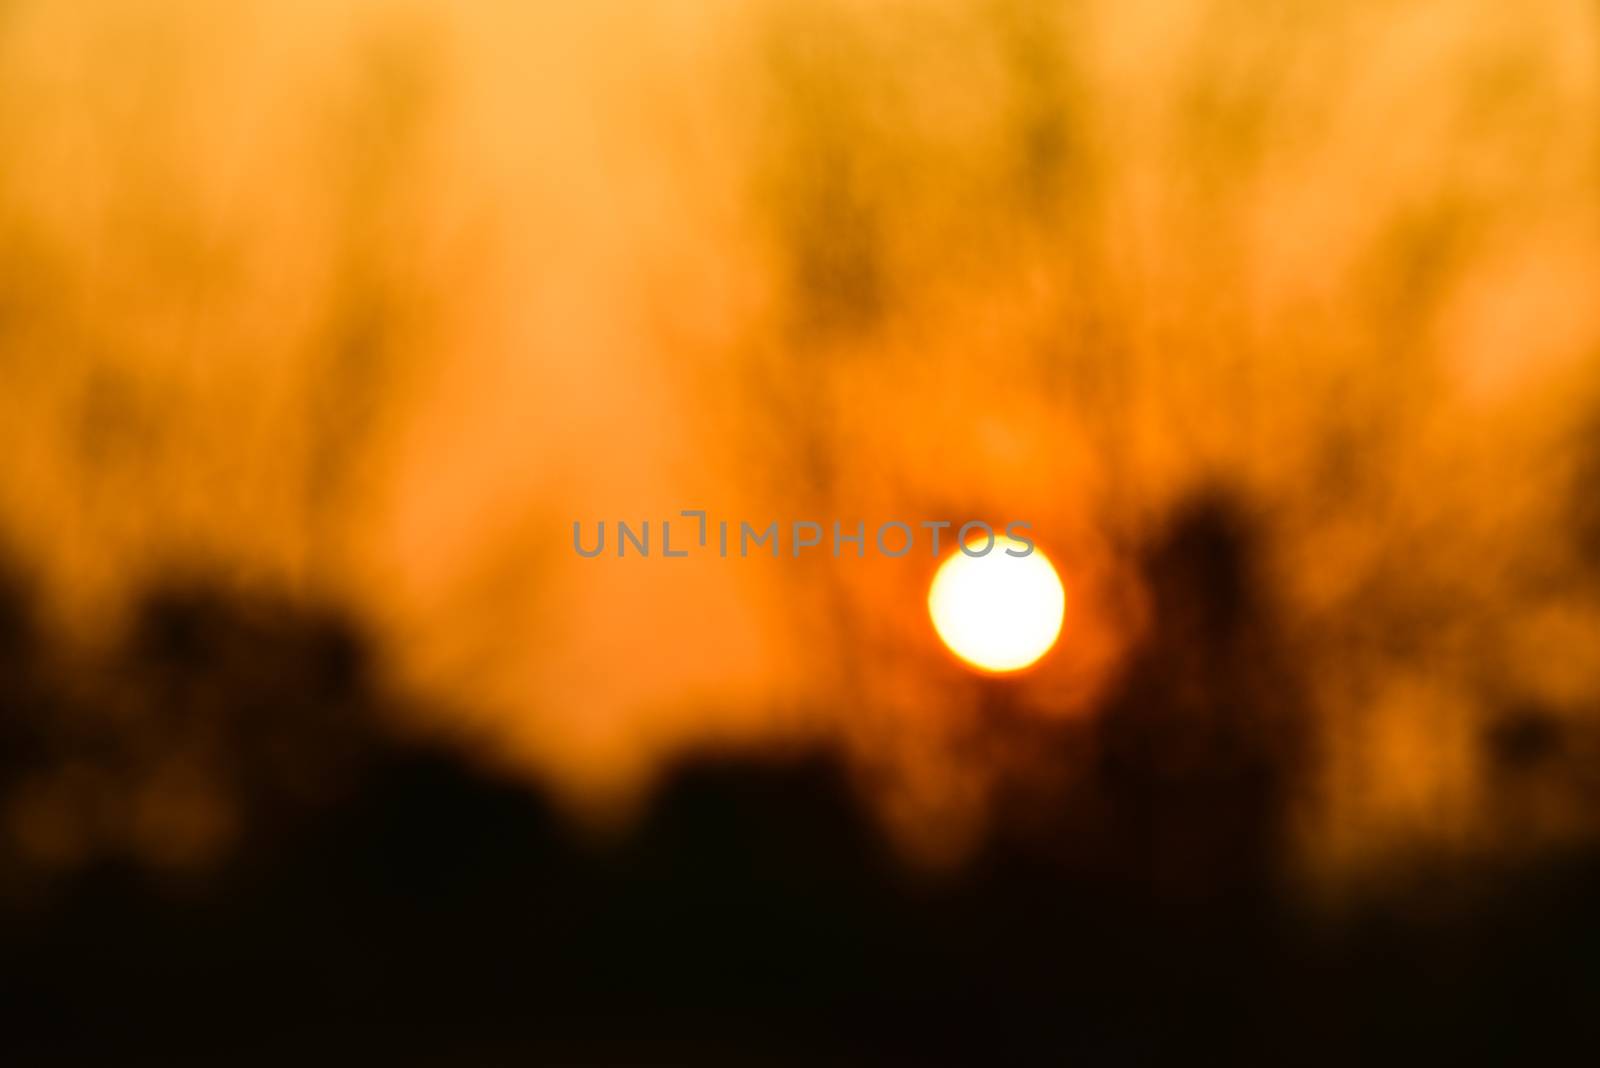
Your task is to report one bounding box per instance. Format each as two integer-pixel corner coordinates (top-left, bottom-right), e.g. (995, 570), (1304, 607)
(3, 0), (1600, 875)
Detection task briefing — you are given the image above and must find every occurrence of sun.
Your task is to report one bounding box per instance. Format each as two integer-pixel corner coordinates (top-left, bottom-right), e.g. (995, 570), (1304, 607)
(928, 535), (1065, 674)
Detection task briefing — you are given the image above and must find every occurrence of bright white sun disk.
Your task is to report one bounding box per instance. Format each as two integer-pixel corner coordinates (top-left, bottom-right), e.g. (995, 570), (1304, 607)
(928, 535), (1065, 673)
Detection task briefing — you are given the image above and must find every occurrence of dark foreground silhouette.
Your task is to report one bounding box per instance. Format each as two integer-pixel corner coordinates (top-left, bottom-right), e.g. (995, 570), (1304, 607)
(2, 499), (1598, 1063)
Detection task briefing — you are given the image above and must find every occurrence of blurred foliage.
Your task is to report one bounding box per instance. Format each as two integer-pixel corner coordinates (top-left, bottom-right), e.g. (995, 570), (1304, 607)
(0, 0), (1599, 878)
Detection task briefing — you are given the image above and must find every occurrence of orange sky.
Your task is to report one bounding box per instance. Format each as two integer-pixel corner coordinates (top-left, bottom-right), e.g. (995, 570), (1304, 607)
(3, 0), (1600, 872)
